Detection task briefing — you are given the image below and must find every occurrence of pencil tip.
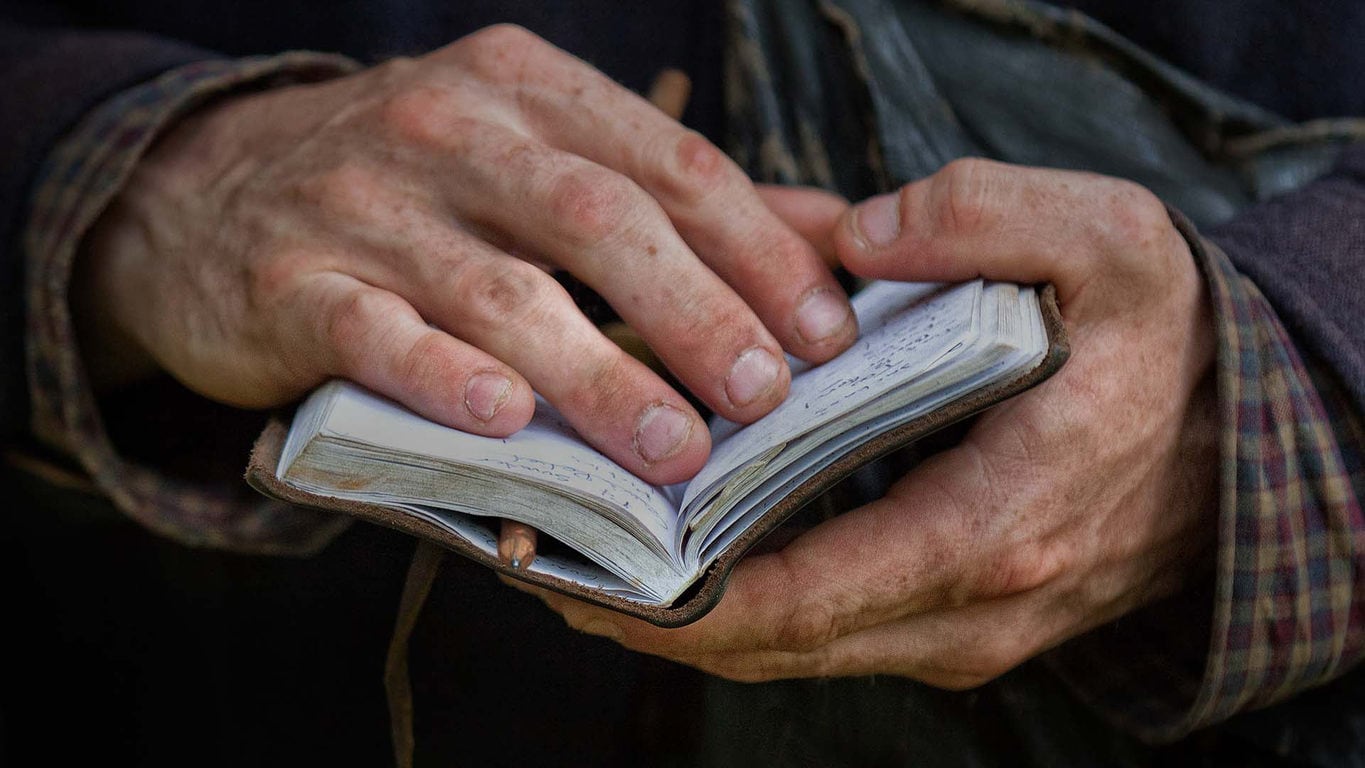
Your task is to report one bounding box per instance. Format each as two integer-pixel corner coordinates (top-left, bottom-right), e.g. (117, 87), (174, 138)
(511, 556), (521, 570)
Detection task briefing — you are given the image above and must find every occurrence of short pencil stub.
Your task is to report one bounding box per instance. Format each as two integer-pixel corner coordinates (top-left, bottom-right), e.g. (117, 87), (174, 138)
(648, 69), (691, 120)
(498, 519), (538, 570)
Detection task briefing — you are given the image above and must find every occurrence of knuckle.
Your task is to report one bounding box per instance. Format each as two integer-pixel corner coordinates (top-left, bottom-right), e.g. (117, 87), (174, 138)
(395, 330), (454, 393)
(774, 593), (843, 652)
(556, 352), (634, 421)
(323, 287), (387, 356)
(244, 256), (312, 323)
(453, 24), (540, 84)
(244, 249), (309, 307)
(649, 131), (736, 205)
(465, 23), (538, 54)
(933, 157), (995, 234)
(969, 543), (1068, 600)
(782, 611), (838, 652)
(296, 164), (381, 220)
(450, 258), (558, 331)
(375, 85), (459, 149)
(547, 167), (645, 249)
(1096, 181), (1171, 251)
(367, 55), (420, 90)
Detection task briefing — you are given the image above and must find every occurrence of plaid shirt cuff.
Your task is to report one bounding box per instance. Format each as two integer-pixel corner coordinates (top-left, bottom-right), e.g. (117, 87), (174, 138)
(1049, 211), (1365, 742)
(24, 53), (362, 554)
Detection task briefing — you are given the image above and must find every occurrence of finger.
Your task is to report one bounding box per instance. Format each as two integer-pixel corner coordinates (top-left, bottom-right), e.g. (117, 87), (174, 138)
(301, 169), (716, 482)
(446, 130), (792, 424)
(833, 158), (1176, 302)
(292, 271), (535, 435)
(381, 225), (712, 485)
(489, 39), (858, 363)
(498, 520), (538, 570)
(525, 446), (993, 658)
(754, 184), (848, 268)
(677, 591), (1053, 687)
(672, 525), (1197, 685)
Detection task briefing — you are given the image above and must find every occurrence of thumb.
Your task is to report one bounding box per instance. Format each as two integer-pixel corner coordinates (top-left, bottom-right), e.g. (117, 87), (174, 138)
(832, 158), (1171, 303)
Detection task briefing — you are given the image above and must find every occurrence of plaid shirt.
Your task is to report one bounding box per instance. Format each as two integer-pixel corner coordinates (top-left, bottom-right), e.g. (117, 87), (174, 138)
(20, 54), (1365, 742)
(23, 54), (358, 554)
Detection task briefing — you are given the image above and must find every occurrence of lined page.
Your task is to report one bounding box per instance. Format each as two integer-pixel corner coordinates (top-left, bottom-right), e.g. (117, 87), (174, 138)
(680, 280), (982, 512)
(317, 383), (680, 542)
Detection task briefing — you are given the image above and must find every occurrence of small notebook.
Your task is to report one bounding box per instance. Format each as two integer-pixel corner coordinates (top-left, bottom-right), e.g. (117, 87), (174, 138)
(247, 280), (1068, 626)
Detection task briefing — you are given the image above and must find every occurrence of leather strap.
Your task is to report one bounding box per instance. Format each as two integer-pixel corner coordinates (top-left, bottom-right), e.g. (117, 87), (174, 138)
(384, 540), (445, 768)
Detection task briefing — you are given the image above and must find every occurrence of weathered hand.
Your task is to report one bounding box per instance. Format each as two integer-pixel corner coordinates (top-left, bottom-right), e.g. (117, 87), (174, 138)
(76, 26), (857, 485)
(526, 159), (1220, 687)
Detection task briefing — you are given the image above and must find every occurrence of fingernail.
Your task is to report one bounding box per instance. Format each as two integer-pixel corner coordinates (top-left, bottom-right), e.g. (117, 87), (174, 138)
(581, 619), (623, 641)
(854, 193), (900, 247)
(633, 403), (693, 464)
(464, 372), (512, 421)
(795, 289), (854, 344)
(726, 347), (782, 408)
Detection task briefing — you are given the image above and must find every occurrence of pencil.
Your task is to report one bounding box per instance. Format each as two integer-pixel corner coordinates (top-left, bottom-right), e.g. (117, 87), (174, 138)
(647, 68), (691, 120)
(498, 519), (538, 570)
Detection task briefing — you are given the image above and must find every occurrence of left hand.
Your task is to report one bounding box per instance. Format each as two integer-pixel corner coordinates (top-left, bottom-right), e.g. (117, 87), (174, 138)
(516, 159), (1219, 688)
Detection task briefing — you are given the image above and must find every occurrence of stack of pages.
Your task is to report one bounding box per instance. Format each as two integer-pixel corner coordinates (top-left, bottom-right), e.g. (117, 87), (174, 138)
(271, 280), (1056, 609)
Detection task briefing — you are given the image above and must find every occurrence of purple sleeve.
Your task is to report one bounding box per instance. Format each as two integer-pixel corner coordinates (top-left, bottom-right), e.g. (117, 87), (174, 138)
(1209, 146), (1365, 413)
(0, 22), (214, 442)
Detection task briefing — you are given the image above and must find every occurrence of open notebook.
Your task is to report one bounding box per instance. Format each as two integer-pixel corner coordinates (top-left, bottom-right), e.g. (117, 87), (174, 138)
(248, 280), (1068, 626)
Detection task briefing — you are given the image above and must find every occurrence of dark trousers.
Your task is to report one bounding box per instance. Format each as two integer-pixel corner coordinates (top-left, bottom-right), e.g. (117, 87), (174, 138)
(6, 460), (1364, 767)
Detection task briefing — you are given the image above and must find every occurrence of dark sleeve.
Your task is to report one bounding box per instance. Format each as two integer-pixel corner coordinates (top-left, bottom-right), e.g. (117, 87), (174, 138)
(1208, 145), (1365, 414)
(0, 22), (214, 443)
(7, 19), (359, 552)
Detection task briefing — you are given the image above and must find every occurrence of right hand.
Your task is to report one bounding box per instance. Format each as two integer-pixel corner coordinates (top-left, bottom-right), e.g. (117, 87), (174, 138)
(77, 25), (856, 485)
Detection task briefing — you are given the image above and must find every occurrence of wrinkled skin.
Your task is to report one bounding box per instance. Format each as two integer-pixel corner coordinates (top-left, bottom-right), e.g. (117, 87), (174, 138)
(76, 20), (1218, 685)
(75, 25), (858, 486)
(522, 159), (1220, 688)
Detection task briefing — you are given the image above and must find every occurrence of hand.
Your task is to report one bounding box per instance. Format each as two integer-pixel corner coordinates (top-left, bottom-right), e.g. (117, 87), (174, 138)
(523, 159), (1220, 687)
(74, 25), (857, 485)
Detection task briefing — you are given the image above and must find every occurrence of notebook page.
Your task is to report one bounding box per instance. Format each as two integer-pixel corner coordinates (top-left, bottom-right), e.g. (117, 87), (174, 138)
(679, 280), (982, 513)
(687, 287), (1046, 565)
(317, 383), (680, 543)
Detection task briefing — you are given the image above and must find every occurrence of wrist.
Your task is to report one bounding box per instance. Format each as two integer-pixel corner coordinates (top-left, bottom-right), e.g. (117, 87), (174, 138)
(69, 89), (262, 392)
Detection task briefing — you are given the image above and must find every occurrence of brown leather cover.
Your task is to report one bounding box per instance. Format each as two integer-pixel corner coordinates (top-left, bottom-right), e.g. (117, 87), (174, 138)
(246, 286), (1069, 627)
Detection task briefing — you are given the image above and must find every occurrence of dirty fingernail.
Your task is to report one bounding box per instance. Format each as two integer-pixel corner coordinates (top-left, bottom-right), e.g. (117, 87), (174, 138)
(465, 372), (512, 421)
(796, 289), (854, 344)
(726, 347), (782, 408)
(854, 193), (901, 247)
(634, 403), (693, 464)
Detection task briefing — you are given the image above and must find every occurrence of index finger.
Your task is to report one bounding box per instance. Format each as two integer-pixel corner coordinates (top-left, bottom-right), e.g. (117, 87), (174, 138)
(503, 42), (859, 364)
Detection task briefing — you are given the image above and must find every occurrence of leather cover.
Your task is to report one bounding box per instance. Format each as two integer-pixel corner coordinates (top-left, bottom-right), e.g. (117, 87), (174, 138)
(246, 286), (1069, 627)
